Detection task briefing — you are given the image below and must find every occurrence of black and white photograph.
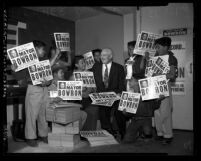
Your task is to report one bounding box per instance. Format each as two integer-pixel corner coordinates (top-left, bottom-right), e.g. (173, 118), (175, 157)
(3, 4), (194, 156)
(8, 49), (18, 59)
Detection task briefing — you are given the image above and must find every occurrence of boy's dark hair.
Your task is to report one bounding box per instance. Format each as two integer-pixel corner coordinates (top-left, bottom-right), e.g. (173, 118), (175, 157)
(127, 41), (136, 47)
(92, 49), (102, 56)
(75, 55), (84, 65)
(154, 37), (171, 47)
(33, 40), (46, 48)
(52, 65), (66, 75)
(48, 46), (57, 59)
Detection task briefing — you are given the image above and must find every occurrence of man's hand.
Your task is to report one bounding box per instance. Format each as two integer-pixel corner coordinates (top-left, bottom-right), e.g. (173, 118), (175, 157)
(11, 63), (18, 72)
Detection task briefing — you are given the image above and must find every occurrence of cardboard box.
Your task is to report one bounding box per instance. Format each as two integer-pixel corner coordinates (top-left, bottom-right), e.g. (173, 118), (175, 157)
(52, 121), (79, 134)
(46, 106), (80, 124)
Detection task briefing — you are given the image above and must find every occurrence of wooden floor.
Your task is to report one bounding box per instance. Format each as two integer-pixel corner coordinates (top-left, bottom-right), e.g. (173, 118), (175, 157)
(6, 130), (193, 155)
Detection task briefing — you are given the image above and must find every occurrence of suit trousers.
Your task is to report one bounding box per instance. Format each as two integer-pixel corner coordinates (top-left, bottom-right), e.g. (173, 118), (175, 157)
(25, 85), (49, 139)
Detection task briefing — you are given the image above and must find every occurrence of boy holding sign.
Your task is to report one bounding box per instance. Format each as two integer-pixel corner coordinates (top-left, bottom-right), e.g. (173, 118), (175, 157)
(70, 56), (99, 130)
(47, 64), (87, 130)
(147, 37), (178, 144)
(11, 40), (56, 147)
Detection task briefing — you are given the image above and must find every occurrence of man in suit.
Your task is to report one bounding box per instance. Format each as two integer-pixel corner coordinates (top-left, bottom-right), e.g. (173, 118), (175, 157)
(93, 48), (126, 136)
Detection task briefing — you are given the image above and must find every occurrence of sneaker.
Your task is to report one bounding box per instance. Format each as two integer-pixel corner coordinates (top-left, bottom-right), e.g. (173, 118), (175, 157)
(162, 137), (173, 145)
(155, 135), (164, 141)
(38, 136), (48, 144)
(26, 139), (38, 147)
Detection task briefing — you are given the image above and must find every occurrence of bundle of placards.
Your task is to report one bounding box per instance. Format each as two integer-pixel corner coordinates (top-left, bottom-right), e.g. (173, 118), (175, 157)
(138, 75), (169, 101)
(52, 121), (79, 135)
(118, 92), (141, 114)
(134, 31), (161, 57)
(89, 92), (120, 107)
(83, 51), (95, 70)
(145, 55), (170, 78)
(46, 104), (81, 124)
(46, 103), (82, 148)
(73, 71), (96, 88)
(80, 130), (119, 147)
(48, 133), (75, 147)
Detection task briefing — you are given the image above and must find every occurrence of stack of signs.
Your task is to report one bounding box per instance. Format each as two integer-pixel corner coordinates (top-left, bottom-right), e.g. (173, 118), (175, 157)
(89, 92), (120, 107)
(134, 31), (161, 57)
(46, 106), (81, 124)
(52, 121), (79, 135)
(139, 75), (169, 101)
(28, 60), (53, 85)
(83, 51), (95, 70)
(47, 103), (81, 148)
(146, 55), (170, 77)
(80, 130), (118, 147)
(73, 71), (96, 88)
(48, 133), (75, 147)
(57, 81), (82, 100)
(49, 101), (82, 109)
(7, 42), (39, 72)
(118, 92), (141, 114)
(54, 33), (70, 51)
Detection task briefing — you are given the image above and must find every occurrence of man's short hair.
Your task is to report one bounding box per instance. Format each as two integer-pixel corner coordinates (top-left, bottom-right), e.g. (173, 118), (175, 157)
(127, 41), (136, 47)
(33, 40), (46, 48)
(92, 49), (102, 56)
(154, 37), (171, 47)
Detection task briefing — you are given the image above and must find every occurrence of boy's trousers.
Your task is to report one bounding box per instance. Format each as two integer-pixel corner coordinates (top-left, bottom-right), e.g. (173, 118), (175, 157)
(25, 85), (49, 139)
(154, 82), (173, 138)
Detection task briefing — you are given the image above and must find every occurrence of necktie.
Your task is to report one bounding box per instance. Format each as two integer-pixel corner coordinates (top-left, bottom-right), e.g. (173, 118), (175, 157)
(104, 64), (109, 88)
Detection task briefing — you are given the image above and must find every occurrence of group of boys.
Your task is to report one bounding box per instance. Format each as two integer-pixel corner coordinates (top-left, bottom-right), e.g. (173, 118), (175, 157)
(11, 36), (177, 147)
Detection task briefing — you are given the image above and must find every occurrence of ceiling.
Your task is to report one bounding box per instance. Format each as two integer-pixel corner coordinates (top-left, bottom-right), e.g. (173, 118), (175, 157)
(23, 7), (137, 21)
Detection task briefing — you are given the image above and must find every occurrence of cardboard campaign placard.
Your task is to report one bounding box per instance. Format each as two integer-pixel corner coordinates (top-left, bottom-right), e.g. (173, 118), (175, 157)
(54, 33), (70, 51)
(28, 60), (53, 85)
(139, 75), (169, 101)
(89, 92), (120, 107)
(80, 130), (118, 147)
(74, 71), (96, 88)
(134, 31), (161, 57)
(57, 81), (82, 100)
(145, 55), (170, 77)
(83, 52), (95, 70)
(118, 92), (141, 114)
(7, 42), (39, 72)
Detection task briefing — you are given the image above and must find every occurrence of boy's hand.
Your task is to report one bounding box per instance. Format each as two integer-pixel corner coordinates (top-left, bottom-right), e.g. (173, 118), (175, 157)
(122, 109), (127, 115)
(40, 78), (51, 87)
(144, 51), (150, 60)
(54, 97), (63, 103)
(158, 94), (165, 101)
(11, 63), (18, 72)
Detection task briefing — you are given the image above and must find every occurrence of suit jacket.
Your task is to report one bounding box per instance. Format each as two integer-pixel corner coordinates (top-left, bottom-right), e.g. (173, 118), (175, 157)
(93, 61), (126, 94)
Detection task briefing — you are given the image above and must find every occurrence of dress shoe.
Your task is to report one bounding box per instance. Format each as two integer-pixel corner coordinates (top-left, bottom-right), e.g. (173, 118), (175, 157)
(155, 135), (164, 141)
(26, 139), (38, 147)
(38, 136), (48, 144)
(162, 137), (173, 145)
